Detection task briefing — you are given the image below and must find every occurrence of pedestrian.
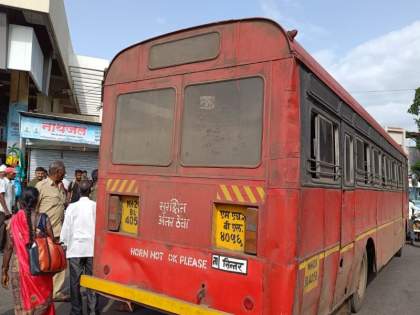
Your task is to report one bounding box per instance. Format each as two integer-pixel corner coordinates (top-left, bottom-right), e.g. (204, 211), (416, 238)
(82, 170), (88, 180)
(89, 169), (98, 202)
(60, 180), (98, 315)
(0, 164), (11, 252)
(408, 199), (418, 245)
(1, 187), (55, 314)
(36, 161), (69, 302)
(28, 166), (46, 187)
(67, 170), (83, 204)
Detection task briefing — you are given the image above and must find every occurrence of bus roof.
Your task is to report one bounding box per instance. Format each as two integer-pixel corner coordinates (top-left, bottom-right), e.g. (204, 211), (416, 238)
(104, 18), (406, 157)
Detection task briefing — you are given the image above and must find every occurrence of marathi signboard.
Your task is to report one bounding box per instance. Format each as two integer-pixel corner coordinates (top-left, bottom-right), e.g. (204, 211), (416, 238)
(20, 115), (101, 146)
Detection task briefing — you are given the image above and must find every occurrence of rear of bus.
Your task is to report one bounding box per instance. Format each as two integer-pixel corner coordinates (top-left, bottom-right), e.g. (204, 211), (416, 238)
(81, 19), (301, 314)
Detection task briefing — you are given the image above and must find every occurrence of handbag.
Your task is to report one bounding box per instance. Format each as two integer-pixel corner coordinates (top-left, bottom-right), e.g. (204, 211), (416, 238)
(28, 213), (67, 275)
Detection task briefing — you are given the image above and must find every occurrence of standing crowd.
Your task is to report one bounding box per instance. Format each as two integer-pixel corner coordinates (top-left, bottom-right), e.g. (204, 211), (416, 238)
(0, 161), (98, 315)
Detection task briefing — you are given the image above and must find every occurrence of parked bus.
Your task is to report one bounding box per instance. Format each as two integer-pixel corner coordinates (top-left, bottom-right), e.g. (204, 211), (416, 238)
(81, 18), (408, 315)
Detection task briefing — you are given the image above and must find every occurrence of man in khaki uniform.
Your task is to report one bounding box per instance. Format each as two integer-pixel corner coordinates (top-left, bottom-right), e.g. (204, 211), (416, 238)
(36, 160), (68, 301)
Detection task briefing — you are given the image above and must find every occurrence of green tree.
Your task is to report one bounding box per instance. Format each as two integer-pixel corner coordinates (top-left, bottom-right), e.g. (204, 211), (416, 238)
(408, 87), (420, 148)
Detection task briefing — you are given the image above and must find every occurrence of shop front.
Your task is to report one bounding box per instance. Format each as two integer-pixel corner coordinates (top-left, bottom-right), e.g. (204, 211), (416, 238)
(19, 112), (101, 182)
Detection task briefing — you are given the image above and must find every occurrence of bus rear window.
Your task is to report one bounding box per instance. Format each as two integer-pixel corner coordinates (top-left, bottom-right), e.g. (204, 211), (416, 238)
(149, 32), (220, 69)
(112, 88), (175, 165)
(181, 77), (264, 167)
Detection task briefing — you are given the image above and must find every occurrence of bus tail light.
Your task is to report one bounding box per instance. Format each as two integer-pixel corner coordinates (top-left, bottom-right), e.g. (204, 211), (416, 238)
(244, 207), (258, 255)
(108, 195), (140, 235)
(108, 195), (122, 231)
(214, 204), (258, 255)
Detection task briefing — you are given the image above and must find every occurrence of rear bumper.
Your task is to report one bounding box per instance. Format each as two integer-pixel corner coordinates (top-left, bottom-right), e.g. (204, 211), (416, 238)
(80, 275), (231, 315)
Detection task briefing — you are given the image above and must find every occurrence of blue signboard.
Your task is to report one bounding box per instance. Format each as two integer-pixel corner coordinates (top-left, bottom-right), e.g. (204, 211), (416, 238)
(20, 115), (101, 146)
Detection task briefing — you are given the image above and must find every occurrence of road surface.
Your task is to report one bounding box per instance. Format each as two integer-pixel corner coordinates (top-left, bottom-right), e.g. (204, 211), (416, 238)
(1, 245), (419, 314)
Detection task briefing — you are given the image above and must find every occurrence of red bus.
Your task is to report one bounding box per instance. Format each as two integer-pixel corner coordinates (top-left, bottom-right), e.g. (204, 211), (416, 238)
(81, 18), (408, 315)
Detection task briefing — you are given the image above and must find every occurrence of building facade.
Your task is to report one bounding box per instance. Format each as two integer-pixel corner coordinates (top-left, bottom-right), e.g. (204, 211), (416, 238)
(0, 0), (108, 181)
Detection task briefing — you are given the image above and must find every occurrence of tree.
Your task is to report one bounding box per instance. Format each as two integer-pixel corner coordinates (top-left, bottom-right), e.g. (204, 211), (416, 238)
(408, 87), (420, 148)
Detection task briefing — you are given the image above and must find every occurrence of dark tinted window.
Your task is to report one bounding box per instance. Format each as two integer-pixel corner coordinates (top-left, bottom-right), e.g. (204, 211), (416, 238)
(344, 134), (354, 185)
(309, 113), (339, 180)
(113, 88), (175, 165)
(319, 117), (334, 164)
(149, 32), (220, 69)
(181, 77), (264, 167)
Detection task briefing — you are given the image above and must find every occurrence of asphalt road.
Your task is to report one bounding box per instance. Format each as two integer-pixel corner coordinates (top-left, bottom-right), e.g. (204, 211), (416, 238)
(1, 245), (419, 314)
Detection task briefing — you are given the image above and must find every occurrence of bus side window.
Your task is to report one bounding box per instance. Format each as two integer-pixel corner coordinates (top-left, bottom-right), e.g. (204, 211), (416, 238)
(310, 112), (339, 181)
(382, 155), (387, 187)
(355, 138), (365, 185)
(344, 133), (354, 185)
(372, 149), (380, 186)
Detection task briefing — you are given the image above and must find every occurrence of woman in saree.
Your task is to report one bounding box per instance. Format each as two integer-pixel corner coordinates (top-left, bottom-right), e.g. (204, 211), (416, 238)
(1, 187), (55, 315)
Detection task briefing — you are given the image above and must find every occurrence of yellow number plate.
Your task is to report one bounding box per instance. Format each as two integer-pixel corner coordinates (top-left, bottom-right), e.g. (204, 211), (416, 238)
(214, 204), (246, 252)
(120, 196), (139, 235)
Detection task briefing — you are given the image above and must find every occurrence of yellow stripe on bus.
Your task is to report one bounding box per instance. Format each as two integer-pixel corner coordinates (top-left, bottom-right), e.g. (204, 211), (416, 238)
(106, 179), (113, 191)
(81, 276), (231, 315)
(220, 185), (233, 201)
(231, 185), (245, 203)
(340, 243), (354, 254)
(256, 187), (265, 200)
(243, 186), (257, 204)
(111, 179), (121, 192)
(118, 180), (128, 193)
(299, 216), (403, 270)
(126, 180), (136, 193)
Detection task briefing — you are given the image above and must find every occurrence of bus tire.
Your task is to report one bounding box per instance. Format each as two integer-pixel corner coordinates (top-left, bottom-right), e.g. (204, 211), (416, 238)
(350, 251), (368, 313)
(395, 246), (403, 257)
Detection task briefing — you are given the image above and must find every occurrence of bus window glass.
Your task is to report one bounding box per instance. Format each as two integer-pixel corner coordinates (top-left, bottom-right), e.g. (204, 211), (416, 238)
(181, 77), (263, 167)
(344, 134), (354, 185)
(310, 114), (338, 180)
(373, 150), (380, 184)
(112, 88), (175, 165)
(319, 117), (334, 164)
(356, 139), (365, 183)
(149, 32), (220, 69)
(364, 143), (370, 184)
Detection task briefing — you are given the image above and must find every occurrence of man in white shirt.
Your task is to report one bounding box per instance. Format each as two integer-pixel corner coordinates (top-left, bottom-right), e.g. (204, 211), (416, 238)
(60, 180), (98, 315)
(0, 164), (9, 252)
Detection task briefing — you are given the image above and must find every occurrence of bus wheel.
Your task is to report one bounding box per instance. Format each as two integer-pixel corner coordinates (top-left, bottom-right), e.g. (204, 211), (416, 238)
(395, 246), (403, 257)
(350, 251), (368, 313)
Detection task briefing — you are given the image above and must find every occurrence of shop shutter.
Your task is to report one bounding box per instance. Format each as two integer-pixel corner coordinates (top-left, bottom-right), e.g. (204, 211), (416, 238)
(29, 149), (99, 182)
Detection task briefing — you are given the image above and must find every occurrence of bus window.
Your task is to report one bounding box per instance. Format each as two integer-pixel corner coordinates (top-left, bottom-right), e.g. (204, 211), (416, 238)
(344, 133), (354, 185)
(372, 149), (380, 185)
(310, 113), (339, 181)
(355, 138), (365, 184)
(149, 32), (220, 69)
(181, 77), (263, 167)
(112, 88), (175, 165)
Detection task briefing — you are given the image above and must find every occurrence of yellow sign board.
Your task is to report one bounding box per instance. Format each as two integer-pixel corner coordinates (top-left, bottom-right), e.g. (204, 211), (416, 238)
(214, 204), (246, 252)
(303, 255), (320, 293)
(120, 196), (139, 235)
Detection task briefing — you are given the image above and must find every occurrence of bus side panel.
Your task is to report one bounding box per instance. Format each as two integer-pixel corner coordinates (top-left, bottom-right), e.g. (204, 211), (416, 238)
(261, 189), (299, 314)
(296, 188), (340, 315)
(354, 189), (377, 237)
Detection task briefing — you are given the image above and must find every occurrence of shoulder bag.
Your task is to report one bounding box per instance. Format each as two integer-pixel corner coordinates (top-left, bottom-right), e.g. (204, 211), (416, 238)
(28, 213), (67, 275)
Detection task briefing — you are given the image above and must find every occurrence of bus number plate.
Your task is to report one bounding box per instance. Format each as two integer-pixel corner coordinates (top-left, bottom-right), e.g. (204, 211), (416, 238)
(214, 204), (246, 252)
(120, 196), (139, 235)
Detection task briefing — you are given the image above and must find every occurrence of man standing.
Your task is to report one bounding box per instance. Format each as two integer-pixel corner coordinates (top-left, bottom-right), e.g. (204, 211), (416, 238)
(68, 169), (83, 204)
(28, 166), (46, 187)
(36, 160), (68, 301)
(0, 164), (11, 251)
(89, 169), (98, 202)
(60, 180), (98, 315)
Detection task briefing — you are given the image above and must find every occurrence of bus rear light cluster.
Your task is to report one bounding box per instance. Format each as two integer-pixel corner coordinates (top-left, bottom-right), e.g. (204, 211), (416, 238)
(108, 195), (122, 231)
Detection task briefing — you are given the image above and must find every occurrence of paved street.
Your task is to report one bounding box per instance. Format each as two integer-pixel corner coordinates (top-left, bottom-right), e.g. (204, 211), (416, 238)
(1, 245), (420, 314)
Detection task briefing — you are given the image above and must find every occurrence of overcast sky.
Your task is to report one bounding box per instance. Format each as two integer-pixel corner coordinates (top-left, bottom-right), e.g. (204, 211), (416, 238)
(64, 0), (420, 131)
